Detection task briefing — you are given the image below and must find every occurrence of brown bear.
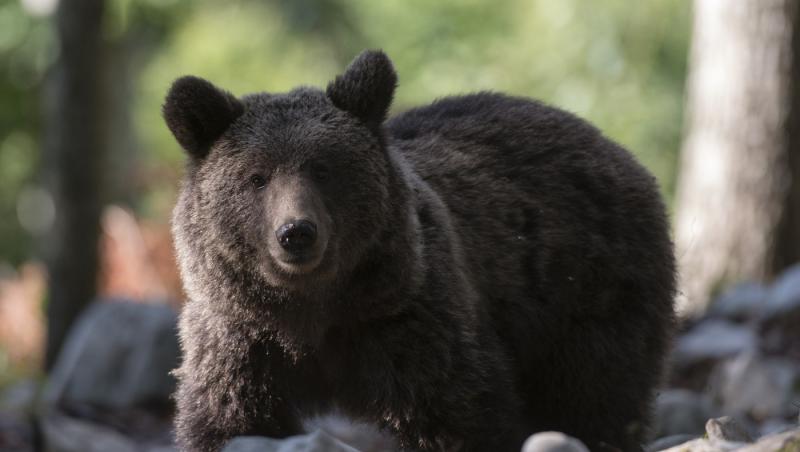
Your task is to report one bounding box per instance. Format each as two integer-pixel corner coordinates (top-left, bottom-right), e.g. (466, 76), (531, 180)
(164, 50), (675, 452)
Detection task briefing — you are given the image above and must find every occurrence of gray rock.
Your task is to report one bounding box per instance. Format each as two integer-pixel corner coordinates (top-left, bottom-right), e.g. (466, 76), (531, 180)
(0, 383), (38, 451)
(673, 320), (757, 366)
(221, 431), (360, 452)
(738, 427), (800, 452)
(145, 447), (179, 452)
(657, 437), (747, 452)
(653, 389), (714, 438)
(710, 351), (798, 421)
(645, 434), (699, 452)
(705, 416), (753, 443)
(41, 411), (139, 452)
(758, 419), (795, 437)
(44, 300), (179, 411)
(760, 266), (800, 359)
(0, 413), (35, 452)
(709, 282), (768, 321)
(764, 263), (800, 318)
(0, 379), (38, 419)
(657, 423), (800, 452)
(521, 432), (589, 452)
(304, 413), (398, 452)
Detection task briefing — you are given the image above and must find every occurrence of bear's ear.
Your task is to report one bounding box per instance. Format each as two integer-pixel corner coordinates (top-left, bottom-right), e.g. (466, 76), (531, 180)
(163, 76), (244, 159)
(326, 50), (397, 127)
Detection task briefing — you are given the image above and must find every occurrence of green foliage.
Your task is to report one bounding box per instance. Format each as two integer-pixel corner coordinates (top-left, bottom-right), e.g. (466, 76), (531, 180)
(136, 0), (689, 217)
(0, 0), (53, 265)
(0, 0), (690, 265)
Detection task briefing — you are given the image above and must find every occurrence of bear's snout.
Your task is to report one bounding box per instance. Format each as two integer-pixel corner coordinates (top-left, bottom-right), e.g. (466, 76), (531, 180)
(276, 220), (318, 257)
(265, 174), (331, 278)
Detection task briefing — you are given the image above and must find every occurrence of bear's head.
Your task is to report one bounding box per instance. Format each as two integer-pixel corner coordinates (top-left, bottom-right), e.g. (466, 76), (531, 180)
(165, 50), (406, 306)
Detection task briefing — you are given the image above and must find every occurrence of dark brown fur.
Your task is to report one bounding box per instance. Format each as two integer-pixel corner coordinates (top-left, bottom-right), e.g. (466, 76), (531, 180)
(165, 50), (675, 452)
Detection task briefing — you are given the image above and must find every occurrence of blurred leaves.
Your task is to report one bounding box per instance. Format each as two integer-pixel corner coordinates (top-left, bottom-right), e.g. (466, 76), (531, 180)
(0, 0), (53, 265)
(0, 0), (690, 265)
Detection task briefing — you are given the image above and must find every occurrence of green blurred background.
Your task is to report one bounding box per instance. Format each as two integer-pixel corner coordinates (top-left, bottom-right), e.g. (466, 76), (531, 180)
(0, 0), (690, 268)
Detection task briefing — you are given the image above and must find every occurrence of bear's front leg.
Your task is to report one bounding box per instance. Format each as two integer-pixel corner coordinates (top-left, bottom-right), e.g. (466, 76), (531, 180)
(174, 367), (301, 452)
(174, 307), (303, 452)
(331, 317), (525, 452)
(385, 351), (526, 452)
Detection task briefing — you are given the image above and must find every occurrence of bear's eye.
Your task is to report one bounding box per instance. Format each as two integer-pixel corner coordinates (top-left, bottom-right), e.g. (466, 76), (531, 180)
(249, 174), (267, 190)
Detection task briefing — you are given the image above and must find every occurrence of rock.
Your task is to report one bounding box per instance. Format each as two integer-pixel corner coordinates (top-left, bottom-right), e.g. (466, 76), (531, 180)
(760, 266), (800, 360)
(645, 434), (699, 452)
(760, 264), (800, 359)
(44, 300), (179, 412)
(221, 431), (360, 452)
(0, 413), (35, 452)
(54, 404), (174, 445)
(760, 314), (800, 361)
(0, 382), (38, 452)
(653, 389), (714, 438)
(304, 413), (398, 452)
(41, 411), (139, 452)
(39, 301), (177, 451)
(709, 351), (798, 421)
(759, 419), (795, 437)
(708, 282), (768, 321)
(673, 320), (757, 365)
(145, 446), (178, 452)
(657, 423), (800, 452)
(40, 407), (176, 452)
(521, 432), (589, 452)
(705, 416), (753, 443)
(0, 379), (38, 419)
(658, 437), (747, 452)
(764, 264), (800, 318)
(738, 427), (800, 452)
(668, 319), (758, 390)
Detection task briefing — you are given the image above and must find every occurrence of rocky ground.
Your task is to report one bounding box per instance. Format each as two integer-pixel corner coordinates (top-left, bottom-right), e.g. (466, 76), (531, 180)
(1, 266), (800, 452)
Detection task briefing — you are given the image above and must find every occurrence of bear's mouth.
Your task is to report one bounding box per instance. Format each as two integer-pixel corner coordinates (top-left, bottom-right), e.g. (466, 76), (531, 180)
(266, 237), (337, 282)
(273, 251), (323, 274)
(278, 251), (322, 270)
(261, 248), (338, 294)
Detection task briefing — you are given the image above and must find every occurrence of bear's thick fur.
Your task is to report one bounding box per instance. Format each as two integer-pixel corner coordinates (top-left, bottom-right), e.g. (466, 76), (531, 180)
(165, 50), (675, 452)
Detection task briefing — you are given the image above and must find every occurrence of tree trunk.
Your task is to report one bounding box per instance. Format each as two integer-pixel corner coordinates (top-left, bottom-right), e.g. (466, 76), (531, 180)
(43, 0), (107, 369)
(675, 0), (799, 316)
(775, 1), (800, 272)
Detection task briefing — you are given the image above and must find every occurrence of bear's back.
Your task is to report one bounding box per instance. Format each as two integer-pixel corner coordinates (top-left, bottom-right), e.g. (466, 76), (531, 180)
(387, 92), (672, 307)
(387, 91), (673, 352)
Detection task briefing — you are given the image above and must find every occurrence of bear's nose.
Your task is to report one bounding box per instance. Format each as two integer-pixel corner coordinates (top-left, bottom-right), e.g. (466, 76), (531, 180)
(276, 220), (317, 254)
